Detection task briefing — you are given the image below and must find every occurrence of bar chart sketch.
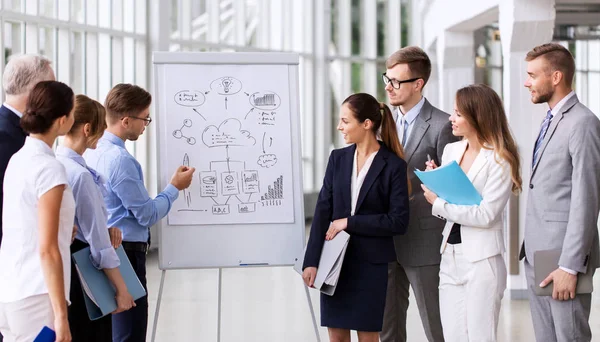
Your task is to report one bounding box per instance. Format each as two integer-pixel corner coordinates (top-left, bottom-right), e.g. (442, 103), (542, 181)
(249, 91), (281, 110)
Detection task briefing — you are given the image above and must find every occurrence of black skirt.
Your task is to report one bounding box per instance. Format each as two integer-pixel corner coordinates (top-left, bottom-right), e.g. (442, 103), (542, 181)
(320, 250), (388, 332)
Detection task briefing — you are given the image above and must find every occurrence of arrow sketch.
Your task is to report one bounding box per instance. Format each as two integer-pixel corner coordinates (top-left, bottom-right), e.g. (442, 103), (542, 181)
(192, 108), (206, 121)
(244, 108), (255, 120)
(226, 145), (231, 172)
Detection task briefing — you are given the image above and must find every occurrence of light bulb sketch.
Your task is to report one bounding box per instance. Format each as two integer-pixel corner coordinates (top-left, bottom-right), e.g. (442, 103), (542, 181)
(221, 77), (233, 93)
(210, 76), (242, 95)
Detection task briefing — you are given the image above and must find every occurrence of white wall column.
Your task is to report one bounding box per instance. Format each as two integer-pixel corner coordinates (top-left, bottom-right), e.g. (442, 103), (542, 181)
(385, 0), (402, 59)
(436, 31), (475, 112)
(424, 43), (440, 108)
(313, 0), (332, 188)
(499, 0), (555, 299)
(409, 0), (423, 47)
(361, 0), (377, 96)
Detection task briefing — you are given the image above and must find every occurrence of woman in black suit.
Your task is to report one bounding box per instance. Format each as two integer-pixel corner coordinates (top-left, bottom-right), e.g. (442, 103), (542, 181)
(302, 93), (410, 342)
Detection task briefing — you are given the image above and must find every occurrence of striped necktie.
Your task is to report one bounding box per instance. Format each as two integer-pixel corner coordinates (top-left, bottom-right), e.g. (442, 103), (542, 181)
(532, 110), (553, 167)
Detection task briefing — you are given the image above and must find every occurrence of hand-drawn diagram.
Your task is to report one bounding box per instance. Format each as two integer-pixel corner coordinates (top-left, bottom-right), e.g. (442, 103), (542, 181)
(210, 77), (242, 95)
(210, 77), (243, 110)
(202, 118), (256, 147)
(257, 133), (277, 168)
(197, 119), (265, 215)
(173, 119), (196, 145)
(249, 91), (281, 110)
(163, 64), (294, 225)
(199, 160), (262, 215)
(174, 90), (206, 107)
(173, 89), (209, 121)
(260, 175), (284, 207)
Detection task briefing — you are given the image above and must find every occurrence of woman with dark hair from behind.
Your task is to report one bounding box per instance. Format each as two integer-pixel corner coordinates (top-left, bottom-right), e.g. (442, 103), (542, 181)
(0, 81), (75, 342)
(302, 93), (410, 342)
(56, 95), (135, 342)
(422, 84), (522, 341)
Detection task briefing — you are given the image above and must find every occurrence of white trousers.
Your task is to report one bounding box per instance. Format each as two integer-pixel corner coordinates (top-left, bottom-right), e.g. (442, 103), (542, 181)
(0, 294), (55, 342)
(439, 244), (506, 342)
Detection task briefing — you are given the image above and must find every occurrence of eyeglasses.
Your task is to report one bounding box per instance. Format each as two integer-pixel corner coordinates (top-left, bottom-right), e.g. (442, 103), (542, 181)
(382, 73), (421, 89)
(123, 116), (152, 126)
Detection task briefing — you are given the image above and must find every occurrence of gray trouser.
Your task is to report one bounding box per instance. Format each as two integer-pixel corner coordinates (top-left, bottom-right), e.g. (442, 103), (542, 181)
(525, 258), (593, 342)
(381, 261), (444, 342)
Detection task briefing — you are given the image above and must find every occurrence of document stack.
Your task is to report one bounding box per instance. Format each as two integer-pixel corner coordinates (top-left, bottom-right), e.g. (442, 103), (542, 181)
(72, 246), (147, 320)
(295, 230), (350, 296)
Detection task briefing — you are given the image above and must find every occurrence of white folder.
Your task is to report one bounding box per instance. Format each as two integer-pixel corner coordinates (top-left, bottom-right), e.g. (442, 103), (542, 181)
(294, 231), (350, 296)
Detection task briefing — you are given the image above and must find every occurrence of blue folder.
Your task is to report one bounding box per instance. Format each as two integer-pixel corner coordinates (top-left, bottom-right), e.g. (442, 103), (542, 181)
(72, 246), (147, 320)
(414, 161), (482, 205)
(33, 326), (55, 342)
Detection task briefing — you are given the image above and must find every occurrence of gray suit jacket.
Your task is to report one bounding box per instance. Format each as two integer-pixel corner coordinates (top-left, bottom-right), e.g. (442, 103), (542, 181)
(393, 99), (458, 267)
(520, 95), (600, 273)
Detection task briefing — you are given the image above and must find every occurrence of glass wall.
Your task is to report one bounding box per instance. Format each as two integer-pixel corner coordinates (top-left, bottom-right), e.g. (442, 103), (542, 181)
(474, 25), (503, 97)
(167, 0), (409, 191)
(0, 0), (148, 158)
(0, 0), (412, 193)
(574, 39), (600, 118)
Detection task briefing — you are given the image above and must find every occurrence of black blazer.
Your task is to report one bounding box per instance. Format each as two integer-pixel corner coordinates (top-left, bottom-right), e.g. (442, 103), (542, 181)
(303, 142), (410, 268)
(0, 105), (27, 245)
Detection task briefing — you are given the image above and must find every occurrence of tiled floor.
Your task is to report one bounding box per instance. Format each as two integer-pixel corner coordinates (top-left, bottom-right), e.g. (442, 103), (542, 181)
(145, 250), (600, 341)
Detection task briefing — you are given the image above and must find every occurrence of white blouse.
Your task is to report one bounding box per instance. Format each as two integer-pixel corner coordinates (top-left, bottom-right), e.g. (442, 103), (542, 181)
(0, 137), (75, 303)
(351, 149), (379, 216)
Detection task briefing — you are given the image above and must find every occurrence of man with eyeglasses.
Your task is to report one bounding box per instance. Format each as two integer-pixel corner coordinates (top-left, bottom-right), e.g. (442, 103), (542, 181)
(381, 46), (457, 342)
(84, 83), (195, 342)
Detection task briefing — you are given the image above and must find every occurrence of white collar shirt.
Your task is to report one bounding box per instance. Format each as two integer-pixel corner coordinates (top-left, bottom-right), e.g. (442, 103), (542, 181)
(0, 137), (75, 303)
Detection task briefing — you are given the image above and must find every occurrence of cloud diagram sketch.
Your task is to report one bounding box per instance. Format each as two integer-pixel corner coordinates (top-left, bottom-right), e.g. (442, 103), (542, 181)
(163, 64), (295, 225)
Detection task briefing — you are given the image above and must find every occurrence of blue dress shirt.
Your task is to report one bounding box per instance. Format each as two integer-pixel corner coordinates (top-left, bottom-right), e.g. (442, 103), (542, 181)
(56, 146), (120, 269)
(395, 96), (426, 146)
(84, 131), (179, 243)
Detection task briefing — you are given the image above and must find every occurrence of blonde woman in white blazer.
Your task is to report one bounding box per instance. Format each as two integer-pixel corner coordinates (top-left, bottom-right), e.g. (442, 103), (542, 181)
(421, 84), (522, 342)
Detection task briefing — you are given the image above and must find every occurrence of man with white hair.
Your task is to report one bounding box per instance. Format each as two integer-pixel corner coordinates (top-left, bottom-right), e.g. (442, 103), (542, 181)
(0, 54), (55, 247)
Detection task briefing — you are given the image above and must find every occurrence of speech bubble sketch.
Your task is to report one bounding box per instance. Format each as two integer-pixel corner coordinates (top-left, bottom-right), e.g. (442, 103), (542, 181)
(249, 91), (281, 110)
(202, 118), (256, 148)
(174, 90), (206, 107)
(210, 76), (242, 95)
(257, 154), (278, 168)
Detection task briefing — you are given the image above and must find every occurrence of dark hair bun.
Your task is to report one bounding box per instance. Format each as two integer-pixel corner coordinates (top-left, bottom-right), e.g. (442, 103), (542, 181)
(20, 81), (74, 134)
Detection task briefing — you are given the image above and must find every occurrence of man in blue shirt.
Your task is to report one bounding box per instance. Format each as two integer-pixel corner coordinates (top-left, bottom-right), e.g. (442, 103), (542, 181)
(85, 84), (195, 342)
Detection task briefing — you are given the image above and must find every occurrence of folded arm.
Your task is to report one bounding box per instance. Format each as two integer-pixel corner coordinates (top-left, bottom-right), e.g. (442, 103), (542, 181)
(346, 163), (410, 237)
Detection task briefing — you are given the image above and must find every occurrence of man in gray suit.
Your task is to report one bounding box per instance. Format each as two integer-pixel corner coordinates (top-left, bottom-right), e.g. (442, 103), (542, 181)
(381, 46), (457, 342)
(520, 43), (600, 342)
